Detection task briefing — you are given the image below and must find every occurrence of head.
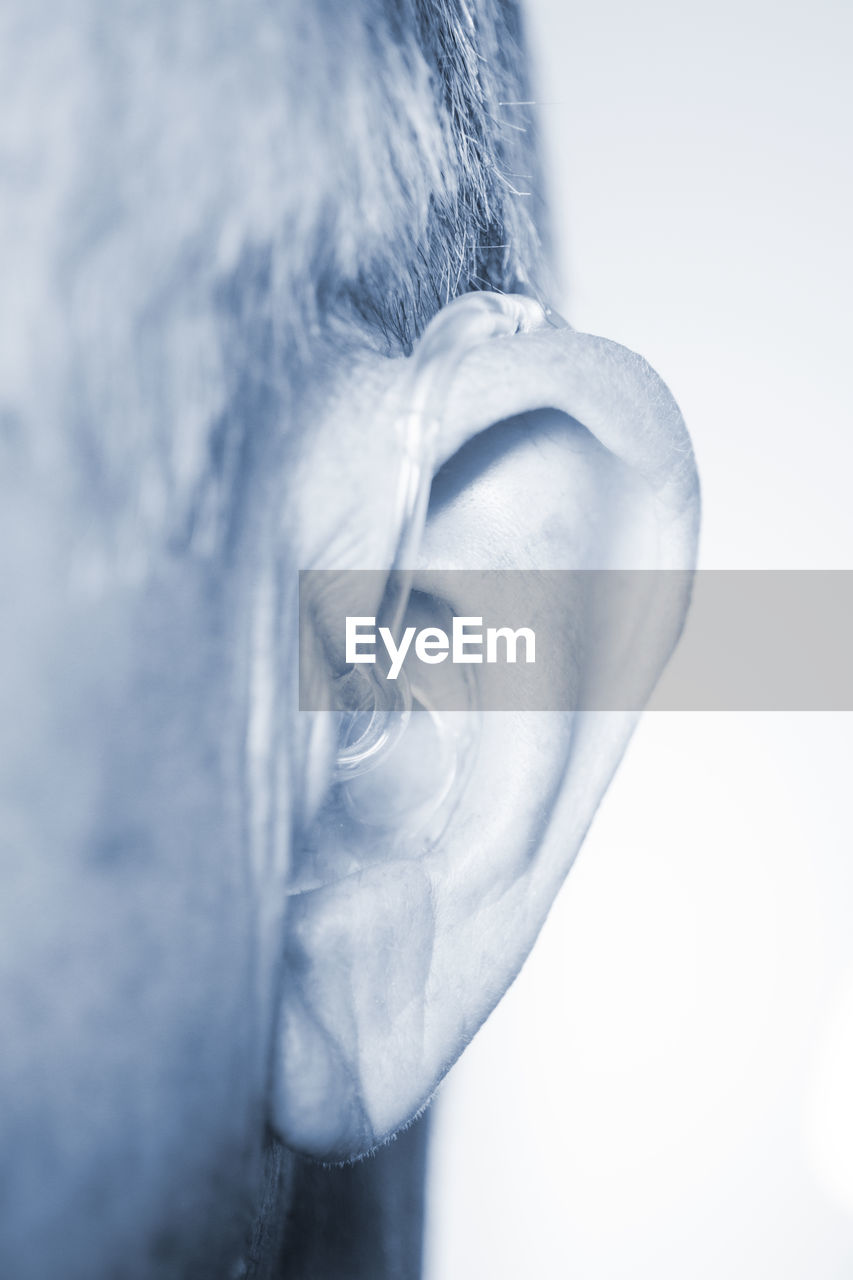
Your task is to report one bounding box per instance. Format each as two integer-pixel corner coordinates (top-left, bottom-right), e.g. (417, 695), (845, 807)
(0, 1), (698, 1275)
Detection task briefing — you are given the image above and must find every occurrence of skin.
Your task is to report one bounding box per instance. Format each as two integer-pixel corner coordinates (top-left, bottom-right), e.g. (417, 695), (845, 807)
(0, 404), (279, 1274)
(0, 326), (698, 1276)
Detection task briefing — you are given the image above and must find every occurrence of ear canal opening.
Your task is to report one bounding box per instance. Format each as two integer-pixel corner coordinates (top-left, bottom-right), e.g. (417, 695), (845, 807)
(327, 590), (480, 858)
(333, 665), (412, 780)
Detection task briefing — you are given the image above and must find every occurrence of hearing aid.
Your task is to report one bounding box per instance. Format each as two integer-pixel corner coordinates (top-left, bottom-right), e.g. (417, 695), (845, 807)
(333, 291), (562, 781)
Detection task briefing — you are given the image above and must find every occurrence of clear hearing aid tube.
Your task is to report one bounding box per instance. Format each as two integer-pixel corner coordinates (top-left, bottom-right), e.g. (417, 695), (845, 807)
(334, 291), (561, 782)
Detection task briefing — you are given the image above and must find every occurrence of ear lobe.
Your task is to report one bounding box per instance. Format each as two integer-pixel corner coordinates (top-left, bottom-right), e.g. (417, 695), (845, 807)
(273, 323), (699, 1162)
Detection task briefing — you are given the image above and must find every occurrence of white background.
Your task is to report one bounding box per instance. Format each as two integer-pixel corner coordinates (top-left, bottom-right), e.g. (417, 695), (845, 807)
(426, 0), (853, 1275)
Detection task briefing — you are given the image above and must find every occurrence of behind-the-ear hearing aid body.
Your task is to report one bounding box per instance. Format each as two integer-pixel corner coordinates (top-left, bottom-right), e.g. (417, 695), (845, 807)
(333, 291), (563, 786)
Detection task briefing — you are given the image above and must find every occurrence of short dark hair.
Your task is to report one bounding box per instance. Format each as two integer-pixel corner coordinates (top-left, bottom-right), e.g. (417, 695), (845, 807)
(0, 0), (546, 553)
(334, 0), (548, 350)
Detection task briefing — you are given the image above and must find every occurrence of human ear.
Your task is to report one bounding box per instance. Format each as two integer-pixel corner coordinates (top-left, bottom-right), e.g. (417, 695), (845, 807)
(273, 302), (699, 1162)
